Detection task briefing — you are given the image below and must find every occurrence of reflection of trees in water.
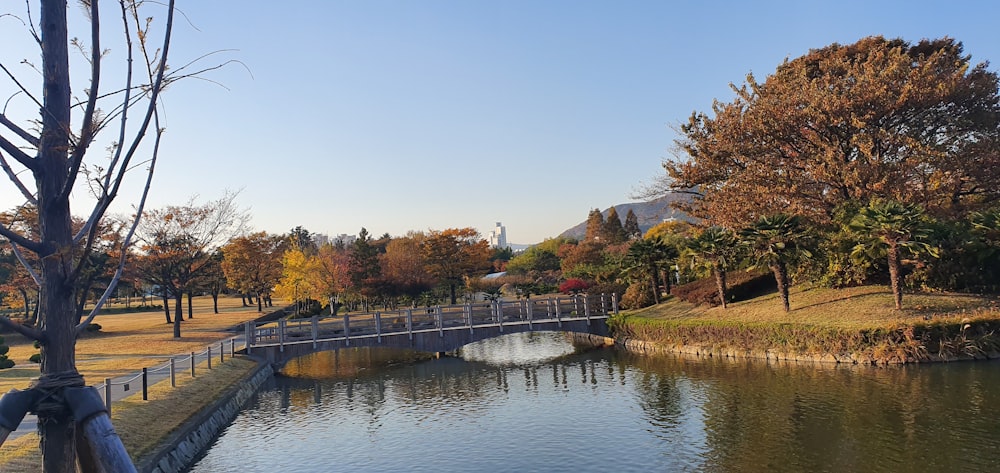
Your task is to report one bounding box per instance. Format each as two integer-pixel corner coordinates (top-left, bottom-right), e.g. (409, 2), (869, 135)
(622, 352), (1000, 472)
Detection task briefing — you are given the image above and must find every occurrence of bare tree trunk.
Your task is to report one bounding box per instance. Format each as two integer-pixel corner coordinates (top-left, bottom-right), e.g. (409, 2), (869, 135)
(713, 263), (728, 309)
(187, 292), (193, 319)
(257, 291), (263, 312)
(888, 245), (903, 310)
(162, 293), (172, 323)
(771, 262), (790, 312)
(19, 289), (29, 320)
(212, 291), (220, 314)
(174, 294), (183, 338)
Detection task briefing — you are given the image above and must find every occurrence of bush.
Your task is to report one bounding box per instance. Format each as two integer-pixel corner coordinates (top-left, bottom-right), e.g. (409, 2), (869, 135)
(672, 271), (776, 306)
(85, 323), (102, 332)
(559, 278), (591, 294)
(29, 354), (41, 363)
(620, 282), (655, 310)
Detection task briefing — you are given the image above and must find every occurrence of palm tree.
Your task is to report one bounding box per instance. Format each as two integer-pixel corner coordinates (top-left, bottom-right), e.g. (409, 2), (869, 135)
(739, 214), (812, 312)
(848, 199), (938, 310)
(685, 227), (737, 308)
(624, 238), (678, 304)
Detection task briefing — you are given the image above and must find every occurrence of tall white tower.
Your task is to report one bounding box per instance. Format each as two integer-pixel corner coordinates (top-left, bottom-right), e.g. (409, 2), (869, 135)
(489, 222), (507, 249)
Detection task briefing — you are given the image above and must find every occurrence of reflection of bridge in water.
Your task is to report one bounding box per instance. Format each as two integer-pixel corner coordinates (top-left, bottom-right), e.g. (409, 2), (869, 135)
(243, 294), (617, 367)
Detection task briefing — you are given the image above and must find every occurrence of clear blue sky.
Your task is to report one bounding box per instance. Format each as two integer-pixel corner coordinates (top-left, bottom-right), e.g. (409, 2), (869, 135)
(5, 1), (1000, 244)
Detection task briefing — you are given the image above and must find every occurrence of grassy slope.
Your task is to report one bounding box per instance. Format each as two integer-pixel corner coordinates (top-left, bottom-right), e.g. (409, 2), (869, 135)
(613, 284), (1000, 362)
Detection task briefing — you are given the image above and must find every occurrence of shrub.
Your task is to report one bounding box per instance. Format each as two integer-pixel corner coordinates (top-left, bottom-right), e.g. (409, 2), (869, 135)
(85, 323), (102, 332)
(559, 278), (591, 294)
(620, 282), (655, 310)
(672, 271), (776, 306)
(29, 354), (41, 363)
(0, 336), (13, 369)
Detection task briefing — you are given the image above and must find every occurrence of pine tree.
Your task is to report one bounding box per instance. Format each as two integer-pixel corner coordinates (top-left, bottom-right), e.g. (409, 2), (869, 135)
(604, 207), (626, 243)
(584, 209), (605, 241)
(624, 209), (642, 240)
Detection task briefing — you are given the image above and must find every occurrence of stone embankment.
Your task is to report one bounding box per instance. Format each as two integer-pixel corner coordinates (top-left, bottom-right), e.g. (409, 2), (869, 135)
(137, 362), (274, 473)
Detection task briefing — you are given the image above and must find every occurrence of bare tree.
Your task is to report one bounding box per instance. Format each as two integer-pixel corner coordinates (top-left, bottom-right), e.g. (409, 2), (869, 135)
(0, 1), (211, 471)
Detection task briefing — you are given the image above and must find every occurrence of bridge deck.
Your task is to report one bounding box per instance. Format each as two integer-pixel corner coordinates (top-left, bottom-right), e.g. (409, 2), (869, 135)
(245, 294), (617, 364)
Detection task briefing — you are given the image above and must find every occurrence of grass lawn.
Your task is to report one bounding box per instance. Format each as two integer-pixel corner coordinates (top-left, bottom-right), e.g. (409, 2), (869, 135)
(0, 295), (282, 392)
(625, 284), (1000, 329)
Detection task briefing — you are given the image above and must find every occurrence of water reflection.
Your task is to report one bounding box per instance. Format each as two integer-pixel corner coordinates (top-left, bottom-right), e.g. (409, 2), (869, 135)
(191, 333), (1000, 473)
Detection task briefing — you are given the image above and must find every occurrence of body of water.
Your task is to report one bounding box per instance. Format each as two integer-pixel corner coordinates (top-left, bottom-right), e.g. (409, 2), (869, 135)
(188, 332), (1000, 472)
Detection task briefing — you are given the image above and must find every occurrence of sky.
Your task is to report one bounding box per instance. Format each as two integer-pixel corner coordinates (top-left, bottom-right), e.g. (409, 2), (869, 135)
(4, 1), (1000, 244)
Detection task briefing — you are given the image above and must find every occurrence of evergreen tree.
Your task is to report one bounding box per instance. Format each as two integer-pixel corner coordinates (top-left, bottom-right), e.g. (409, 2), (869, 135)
(604, 207), (626, 243)
(624, 209), (642, 240)
(584, 209), (605, 241)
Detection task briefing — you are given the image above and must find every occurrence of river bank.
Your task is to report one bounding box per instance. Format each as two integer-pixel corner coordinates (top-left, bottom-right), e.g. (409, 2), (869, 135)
(608, 285), (1000, 364)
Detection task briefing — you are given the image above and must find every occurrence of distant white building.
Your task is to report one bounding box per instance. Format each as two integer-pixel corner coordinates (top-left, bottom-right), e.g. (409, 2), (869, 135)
(488, 222), (507, 249)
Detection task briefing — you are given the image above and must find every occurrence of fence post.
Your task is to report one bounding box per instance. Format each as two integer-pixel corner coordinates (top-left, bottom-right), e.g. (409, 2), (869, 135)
(104, 378), (112, 413)
(497, 301), (504, 333)
(231, 338), (236, 358)
(344, 315), (351, 346)
(584, 295), (591, 326)
(555, 298), (562, 327)
(406, 308), (414, 341)
(278, 319), (286, 353)
(612, 292), (619, 315)
(309, 315), (318, 349)
(600, 293), (607, 315)
(208, 347), (212, 370)
(467, 303), (473, 333)
(527, 301), (533, 331)
(220, 342), (225, 364)
(141, 368), (148, 401)
(244, 321), (253, 352)
(170, 358), (176, 387)
(375, 311), (382, 343)
(190, 352), (196, 378)
(437, 306), (444, 338)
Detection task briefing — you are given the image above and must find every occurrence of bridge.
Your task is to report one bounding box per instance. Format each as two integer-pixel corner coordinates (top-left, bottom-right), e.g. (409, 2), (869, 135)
(243, 293), (617, 367)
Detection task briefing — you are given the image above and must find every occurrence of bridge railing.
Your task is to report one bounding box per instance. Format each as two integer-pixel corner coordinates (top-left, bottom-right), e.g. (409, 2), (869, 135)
(245, 293), (618, 349)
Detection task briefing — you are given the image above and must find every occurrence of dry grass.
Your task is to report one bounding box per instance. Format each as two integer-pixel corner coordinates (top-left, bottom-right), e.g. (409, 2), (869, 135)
(0, 357), (259, 472)
(0, 295), (280, 392)
(627, 284), (1000, 329)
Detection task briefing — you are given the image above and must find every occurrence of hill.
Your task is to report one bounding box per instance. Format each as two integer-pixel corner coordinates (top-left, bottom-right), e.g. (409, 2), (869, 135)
(559, 195), (692, 240)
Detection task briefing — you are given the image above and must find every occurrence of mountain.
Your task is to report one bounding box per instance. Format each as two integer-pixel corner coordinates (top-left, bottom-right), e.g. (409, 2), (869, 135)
(559, 195), (692, 240)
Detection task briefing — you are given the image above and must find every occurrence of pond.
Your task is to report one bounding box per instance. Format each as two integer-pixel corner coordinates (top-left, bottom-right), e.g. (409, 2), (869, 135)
(188, 332), (1000, 472)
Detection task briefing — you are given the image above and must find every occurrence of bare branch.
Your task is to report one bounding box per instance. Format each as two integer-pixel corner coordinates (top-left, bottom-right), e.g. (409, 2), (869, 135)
(0, 132), (34, 169)
(0, 112), (40, 147)
(0, 221), (41, 253)
(0, 316), (42, 341)
(9, 241), (41, 286)
(61, 0), (102, 199)
(0, 151), (36, 203)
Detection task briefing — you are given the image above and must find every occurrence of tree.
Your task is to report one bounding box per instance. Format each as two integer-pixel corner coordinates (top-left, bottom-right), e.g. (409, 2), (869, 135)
(739, 215), (813, 312)
(0, 1), (198, 469)
(137, 193), (248, 337)
(275, 248), (318, 315)
(657, 37), (1000, 229)
(584, 208), (605, 241)
(311, 243), (351, 314)
(685, 227), (737, 309)
(423, 228), (492, 304)
(624, 209), (642, 240)
(849, 199), (938, 310)
(603, 207), (627, 243)
(624, 238), (678, 304)
(221, 232), (286, 312)
(506, 238), (566, 274)
(288, 226), (318, 256)
(380, 233), (433, 305)
(347, 228), (382, 310)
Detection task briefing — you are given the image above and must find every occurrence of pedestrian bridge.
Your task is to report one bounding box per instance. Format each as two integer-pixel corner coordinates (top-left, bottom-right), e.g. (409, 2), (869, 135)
(242, 294), (617, 367)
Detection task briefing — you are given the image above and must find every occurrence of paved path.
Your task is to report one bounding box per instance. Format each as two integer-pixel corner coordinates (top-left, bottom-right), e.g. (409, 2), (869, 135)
(8, 332), (246, 441)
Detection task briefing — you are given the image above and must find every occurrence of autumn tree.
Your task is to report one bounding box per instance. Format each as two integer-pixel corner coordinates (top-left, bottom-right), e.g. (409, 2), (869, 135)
(0, 1), (211, 469)
(136, 193), (247, 337)
(423, 228), (492, 304)
(656, 36), (1000, 229)
(274, 247), (318, 314)
(310, 243), (351, 314)
(584, 208), (605, 241)
(221, 232), (286, 312)
(380, 233), (433, 304)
